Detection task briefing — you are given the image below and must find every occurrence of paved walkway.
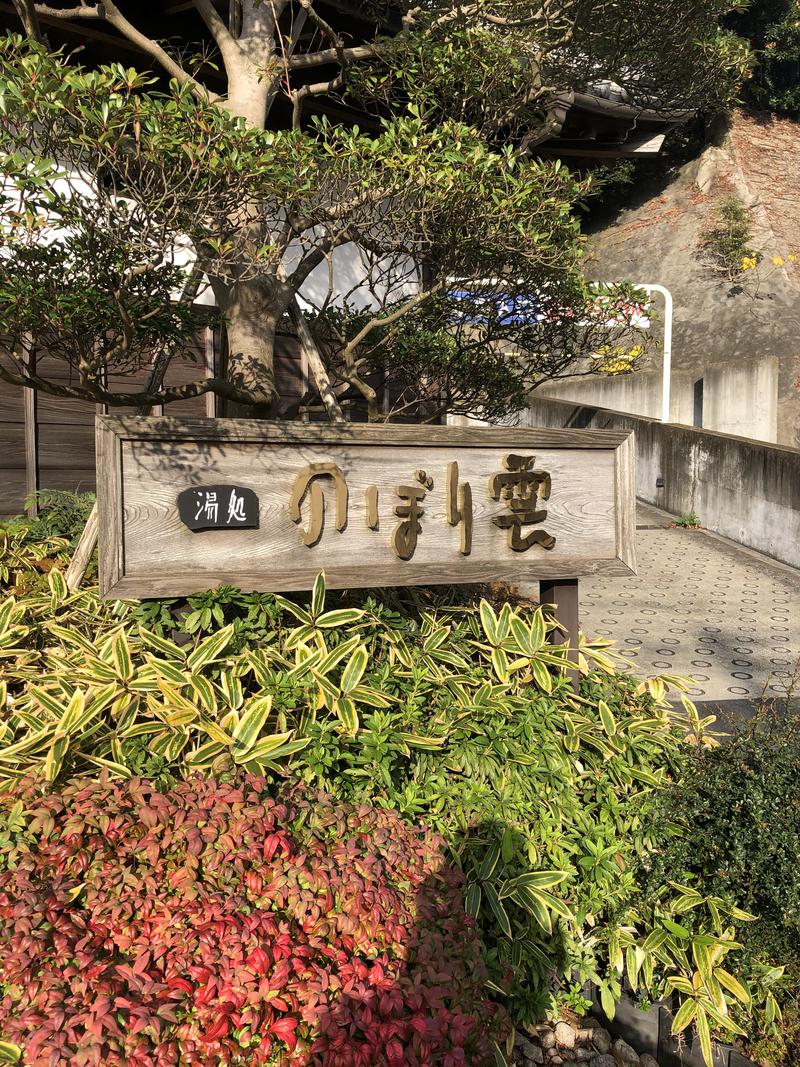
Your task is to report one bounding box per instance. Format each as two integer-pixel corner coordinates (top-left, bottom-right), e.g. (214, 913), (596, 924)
(579, 503), (800, 709)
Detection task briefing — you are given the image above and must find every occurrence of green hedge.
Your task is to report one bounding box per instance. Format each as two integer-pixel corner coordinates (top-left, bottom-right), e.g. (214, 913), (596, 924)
(644, 709), (800, 1063)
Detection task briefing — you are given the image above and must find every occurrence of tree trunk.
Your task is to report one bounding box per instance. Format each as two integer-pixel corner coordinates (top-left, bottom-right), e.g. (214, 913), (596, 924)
(226, 68), (271, 130)
(217, 275), (281, 410)
(211, 3), (282, 407)
(212, 1), (337, 417)
(224, 2), (275, 129)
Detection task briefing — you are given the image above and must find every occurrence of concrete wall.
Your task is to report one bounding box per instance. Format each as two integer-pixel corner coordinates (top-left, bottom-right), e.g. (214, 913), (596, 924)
(524, 397), (800, 569)
(539, 357), (780, 443)
(704, 358), (778, 442)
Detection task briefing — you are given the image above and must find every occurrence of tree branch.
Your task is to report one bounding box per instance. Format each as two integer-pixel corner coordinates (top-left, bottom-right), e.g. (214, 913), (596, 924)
(0, 360), (250, 407)
(136, 264), (205, 416)
(103, 0), (209, 91)
(287, 232), (350, 291)
(341, 282), (444, 364)
(32, 0), (210, 95)
(288, 42), (380, 70)
(297, 0), (346, 68)
(192, 0), (240, 67)
(290, 72), (343, 127)
(288, 298), (346, 424)
(12, 0), (43, 39)
(30, 4), (101, 17)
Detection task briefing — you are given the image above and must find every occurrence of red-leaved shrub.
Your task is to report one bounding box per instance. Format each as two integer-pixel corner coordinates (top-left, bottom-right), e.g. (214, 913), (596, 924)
(0, 774), (501, 1066)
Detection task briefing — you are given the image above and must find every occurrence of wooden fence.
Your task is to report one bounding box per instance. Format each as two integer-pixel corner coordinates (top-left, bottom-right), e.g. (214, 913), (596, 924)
(0, 329), (307, 516)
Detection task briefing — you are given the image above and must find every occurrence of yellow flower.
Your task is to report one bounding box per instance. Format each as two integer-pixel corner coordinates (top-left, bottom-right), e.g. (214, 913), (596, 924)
(740, 255), (757, 271)
(772, 255), (785, 266)
(789, 254), (797, 263)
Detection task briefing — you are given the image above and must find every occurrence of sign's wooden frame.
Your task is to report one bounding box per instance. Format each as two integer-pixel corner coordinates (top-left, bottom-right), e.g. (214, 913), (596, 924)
(97, 416), (636, 599)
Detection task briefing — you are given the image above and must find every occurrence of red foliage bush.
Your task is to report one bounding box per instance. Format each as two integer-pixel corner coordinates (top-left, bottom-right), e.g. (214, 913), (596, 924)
(0, 774), (501, 1066)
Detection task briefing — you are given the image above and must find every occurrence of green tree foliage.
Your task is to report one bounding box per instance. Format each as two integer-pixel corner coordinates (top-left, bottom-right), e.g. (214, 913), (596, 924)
(0, 0), (748, 418)
(725, 0), (800, 115)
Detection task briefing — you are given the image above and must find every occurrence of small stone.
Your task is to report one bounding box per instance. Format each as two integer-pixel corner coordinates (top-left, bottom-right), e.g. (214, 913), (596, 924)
(640, 1057), (660, 1067)
(554, 1022), (576, 1049)
(591, 1028), (611, 1054)
(573, 1051), (593, 1063)
(540, 1030), (556, 1050)
(612, 1038), (640, 1066)
(589, 1057), (616, 1067)
(515, 1034), (544, 1065)
(549, 1058), (563, 1066)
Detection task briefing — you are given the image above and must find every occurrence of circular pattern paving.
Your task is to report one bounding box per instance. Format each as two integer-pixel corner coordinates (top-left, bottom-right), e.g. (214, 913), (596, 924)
(576, 512), (800, 702)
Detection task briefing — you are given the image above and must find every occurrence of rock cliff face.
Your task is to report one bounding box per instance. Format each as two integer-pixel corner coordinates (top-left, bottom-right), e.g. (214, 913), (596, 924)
(728, 111), (800, 291)
(541, 110), (800, 447)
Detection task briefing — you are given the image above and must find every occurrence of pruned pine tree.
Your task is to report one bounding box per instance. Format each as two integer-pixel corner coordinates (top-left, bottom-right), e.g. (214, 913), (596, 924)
(0, 2), (748, 420)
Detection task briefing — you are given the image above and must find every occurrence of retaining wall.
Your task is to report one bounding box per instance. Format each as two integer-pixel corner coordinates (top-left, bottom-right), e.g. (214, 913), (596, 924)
(589, 986), (757, 1067)
(524, 398), (800, 570)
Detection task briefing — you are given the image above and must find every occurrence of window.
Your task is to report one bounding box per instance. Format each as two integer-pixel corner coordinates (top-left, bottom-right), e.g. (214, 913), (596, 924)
(693, 378), (704, 428)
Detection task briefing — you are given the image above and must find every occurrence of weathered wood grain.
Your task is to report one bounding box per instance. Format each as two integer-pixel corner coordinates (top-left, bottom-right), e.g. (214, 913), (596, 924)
(65, 503), (98, 592)
(204, 327), (216, 418)
(614, 431), (637, 575)
(38, 421), (96, 469)
(37, 468), (97, 493)
(23, 342), (38, 514)
(23, 383), (38, 512)
(36, 393), (98, 422)
(97, 416), (637, 598)
(98, 415), (632, 449)
(0, 387), (25, 422)
(96, 419), (124, 595)
(0, 471), (27, 517)
(0, 415), (26, 469)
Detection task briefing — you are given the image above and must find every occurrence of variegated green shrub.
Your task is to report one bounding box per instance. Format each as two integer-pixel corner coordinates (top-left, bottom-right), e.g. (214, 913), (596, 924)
(1, 566), (592, 787)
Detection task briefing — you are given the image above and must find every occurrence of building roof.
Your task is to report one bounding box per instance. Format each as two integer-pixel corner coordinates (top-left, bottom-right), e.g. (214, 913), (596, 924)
(532, 91), (691, 160)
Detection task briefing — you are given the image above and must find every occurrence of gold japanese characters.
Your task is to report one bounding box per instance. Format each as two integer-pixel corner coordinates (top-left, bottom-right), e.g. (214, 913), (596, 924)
(489, 454), (556, 552)
(288, 454), (555, 560)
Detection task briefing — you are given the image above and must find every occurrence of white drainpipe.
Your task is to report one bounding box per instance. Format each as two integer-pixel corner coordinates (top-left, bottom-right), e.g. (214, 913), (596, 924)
(635, 283), (673, 423)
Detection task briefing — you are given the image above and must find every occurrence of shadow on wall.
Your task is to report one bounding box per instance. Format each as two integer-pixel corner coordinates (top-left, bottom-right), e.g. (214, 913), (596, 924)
(525, 396), (800, 570)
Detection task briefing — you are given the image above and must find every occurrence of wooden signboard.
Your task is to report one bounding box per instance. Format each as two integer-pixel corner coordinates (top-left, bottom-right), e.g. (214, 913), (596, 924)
(96, 416), (636, 599)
